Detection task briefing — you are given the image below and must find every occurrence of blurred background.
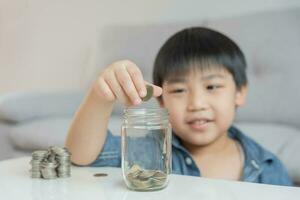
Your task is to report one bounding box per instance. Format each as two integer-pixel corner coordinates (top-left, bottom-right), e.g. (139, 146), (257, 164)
(0, 0), (300, 185)
(0, 0), (299, 92)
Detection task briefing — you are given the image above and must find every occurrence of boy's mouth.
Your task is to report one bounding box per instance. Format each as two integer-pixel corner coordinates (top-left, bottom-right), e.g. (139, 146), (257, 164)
(186, 118), (212, 131)
(188, 119), (208, 124)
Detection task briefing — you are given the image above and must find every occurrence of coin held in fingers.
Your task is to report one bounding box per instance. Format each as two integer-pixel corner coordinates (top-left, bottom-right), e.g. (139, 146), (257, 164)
(141, 85), (153, 102)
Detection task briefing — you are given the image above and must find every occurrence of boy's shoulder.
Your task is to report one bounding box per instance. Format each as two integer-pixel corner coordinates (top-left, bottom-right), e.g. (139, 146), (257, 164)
(229, 126), (293, 186)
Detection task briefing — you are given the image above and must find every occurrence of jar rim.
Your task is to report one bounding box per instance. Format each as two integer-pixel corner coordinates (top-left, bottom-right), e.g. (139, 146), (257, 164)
(124, 107), (168, 112)
(123, 108), (169, 117)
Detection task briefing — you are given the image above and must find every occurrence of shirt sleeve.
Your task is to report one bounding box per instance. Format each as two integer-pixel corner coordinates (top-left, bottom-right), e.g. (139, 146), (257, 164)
(89, 130), (121, 167)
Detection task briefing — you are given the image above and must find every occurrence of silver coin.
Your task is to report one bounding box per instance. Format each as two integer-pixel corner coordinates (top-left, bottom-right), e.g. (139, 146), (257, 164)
(141, 85), (153, 101)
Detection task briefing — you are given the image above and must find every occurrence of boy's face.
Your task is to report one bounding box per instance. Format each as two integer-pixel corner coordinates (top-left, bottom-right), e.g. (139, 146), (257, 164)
(158, 66), (247, 147)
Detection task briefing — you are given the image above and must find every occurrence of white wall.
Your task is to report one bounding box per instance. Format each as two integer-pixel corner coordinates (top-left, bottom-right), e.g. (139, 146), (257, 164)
(0, 0), (300, 93)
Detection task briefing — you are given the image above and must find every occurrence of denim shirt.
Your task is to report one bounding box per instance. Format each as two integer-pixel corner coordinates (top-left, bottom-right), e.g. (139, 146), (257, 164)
(90, 126), (293, 186)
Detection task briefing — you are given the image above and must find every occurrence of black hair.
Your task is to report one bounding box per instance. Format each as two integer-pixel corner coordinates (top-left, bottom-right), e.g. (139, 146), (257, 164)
(153, 27), (247, 90)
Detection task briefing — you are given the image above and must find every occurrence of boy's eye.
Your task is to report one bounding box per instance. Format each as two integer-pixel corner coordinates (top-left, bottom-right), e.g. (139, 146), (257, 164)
(170, 89), (186, 93)
(206, 85), (222, 91)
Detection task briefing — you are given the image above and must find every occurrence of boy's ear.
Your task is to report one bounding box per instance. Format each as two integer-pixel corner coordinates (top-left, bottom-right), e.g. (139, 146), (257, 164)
(235, 85), (248, 107)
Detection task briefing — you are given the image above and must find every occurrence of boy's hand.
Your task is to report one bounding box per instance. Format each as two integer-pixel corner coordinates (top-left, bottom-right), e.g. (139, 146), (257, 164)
(93, 60), (162, 107)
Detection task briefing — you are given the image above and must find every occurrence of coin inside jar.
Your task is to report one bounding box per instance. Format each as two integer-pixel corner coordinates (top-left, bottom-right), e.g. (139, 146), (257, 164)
(126, 164), (167, 191)
(141, 85), (153, 101)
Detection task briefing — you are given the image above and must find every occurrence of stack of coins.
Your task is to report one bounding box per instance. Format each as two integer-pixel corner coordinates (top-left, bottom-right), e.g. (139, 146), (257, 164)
(30, 150), (48, 178)
(126, 164), (167, 191)
(50, 146), (71, 178)
(40, 158), (58, 179)
(30, 146), (71, 179)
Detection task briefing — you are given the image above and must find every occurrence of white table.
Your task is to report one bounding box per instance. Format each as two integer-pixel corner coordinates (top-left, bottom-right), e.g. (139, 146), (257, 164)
(0, 157), (299, 200)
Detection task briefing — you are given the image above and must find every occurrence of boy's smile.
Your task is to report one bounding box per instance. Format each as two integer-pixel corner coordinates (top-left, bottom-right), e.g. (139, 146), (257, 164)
(185, 114), (213, 132)
(158, 66), (247, 149)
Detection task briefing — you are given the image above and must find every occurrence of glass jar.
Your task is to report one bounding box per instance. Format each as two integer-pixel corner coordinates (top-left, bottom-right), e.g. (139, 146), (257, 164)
(121, 108), (172, 191)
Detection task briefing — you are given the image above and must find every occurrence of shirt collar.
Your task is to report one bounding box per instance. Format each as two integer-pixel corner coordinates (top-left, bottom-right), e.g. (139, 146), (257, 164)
(228, 126), (275, 181)
(228, 126), (275, 164)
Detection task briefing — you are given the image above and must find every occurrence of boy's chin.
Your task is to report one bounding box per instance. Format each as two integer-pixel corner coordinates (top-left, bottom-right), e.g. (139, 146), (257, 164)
(180, 134), (218, 147)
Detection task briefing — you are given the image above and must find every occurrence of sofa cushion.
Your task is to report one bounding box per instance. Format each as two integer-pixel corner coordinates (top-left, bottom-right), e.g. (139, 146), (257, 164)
(0, 90), (84, 123)
(9, 118), (72, 150)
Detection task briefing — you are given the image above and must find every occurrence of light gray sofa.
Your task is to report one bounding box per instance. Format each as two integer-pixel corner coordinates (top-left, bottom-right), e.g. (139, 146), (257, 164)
(0, 8), (300, 185)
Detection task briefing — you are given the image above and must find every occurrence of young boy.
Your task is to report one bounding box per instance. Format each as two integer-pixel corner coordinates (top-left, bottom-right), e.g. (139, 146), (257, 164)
(65, 27), (292, 186)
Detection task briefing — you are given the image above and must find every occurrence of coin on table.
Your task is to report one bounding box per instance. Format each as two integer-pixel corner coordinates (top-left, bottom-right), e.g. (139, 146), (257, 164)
(141, 85), (153, 101)
(94, 173), (108, 177)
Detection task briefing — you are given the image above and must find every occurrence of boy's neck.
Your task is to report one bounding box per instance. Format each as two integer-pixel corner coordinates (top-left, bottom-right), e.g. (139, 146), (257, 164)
(181, 132), (234, 158)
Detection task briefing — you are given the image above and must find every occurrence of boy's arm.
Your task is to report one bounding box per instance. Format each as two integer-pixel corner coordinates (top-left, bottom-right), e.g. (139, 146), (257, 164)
(65, 85), (114, 166)
(64, 60), (162, 166)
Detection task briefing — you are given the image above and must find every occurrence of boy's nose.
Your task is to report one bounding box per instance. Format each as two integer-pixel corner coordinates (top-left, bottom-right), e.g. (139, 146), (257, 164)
(187, 91), (209, 112)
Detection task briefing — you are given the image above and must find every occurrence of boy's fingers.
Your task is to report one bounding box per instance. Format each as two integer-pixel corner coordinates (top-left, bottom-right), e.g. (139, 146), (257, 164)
(126, 64), (147, 98)
(95, 77), (115, 101)
(115, 67), (142, 105)
(104, 72), (131, 105)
